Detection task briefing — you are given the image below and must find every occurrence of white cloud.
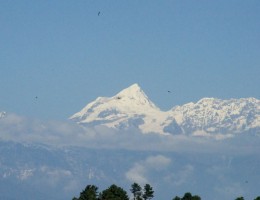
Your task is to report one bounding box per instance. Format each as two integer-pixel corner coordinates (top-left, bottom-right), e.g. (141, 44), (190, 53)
(172, 164), (194, 186)
(18, 169), (35, 181)
(192, 130), (234, 140)
(125, 163), (148, 184)
(125, 155), (171, 184)
(0, 112), (259, 155)
(39, 166), (73, 187)
(145, 155), (171, 170)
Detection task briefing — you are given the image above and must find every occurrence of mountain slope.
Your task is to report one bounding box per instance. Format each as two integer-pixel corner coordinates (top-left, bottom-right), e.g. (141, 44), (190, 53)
(70, 84), (260, 136)
(70, 84), (169, 134)
(1, 141), (259, 200)
(170, 97), (260, 136)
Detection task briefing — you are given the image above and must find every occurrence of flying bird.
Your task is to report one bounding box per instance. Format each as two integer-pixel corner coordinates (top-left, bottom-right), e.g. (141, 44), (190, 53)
(98, 11), (101, 16)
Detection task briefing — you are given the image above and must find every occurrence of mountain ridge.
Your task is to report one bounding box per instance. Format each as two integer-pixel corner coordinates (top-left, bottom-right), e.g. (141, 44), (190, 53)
(70, 84), (260, 136)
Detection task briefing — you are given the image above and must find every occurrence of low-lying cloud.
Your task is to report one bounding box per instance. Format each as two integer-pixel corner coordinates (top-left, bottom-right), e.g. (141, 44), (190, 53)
(125, 155), (171, 185)
(0, 113), (259, 200)
(0, 113), (259, 155)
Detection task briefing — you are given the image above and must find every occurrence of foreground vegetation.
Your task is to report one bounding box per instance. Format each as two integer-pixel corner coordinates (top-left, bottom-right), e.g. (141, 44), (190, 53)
(72, 183), (260, 200)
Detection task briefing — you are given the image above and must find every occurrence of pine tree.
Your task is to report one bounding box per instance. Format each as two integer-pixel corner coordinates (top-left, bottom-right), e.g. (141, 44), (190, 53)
(182, 192), (192, 200)
(142, 184), (154, 200)
(130, 183), (142, 200)
(100, 184), (129, 200)
(78, 185), (98, 200)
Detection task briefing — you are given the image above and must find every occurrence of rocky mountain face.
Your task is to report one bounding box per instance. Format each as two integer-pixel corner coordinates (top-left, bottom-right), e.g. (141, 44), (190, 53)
(70, 84), (260, 136)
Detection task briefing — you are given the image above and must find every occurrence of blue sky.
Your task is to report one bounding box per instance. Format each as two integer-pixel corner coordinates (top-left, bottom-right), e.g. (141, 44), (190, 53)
(1, 0), (260, 119)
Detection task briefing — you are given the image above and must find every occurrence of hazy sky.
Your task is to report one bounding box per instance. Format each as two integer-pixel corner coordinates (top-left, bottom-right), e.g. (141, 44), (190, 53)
(1, 0), (260, 119)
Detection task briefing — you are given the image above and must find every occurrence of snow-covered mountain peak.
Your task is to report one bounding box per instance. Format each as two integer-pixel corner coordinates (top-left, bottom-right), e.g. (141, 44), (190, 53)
(114, 83), (159, 110)
(116, 83), (141, 96)
(170, 97), (260, 136)
(70, 84), (260, 136)
(197, 97), (219, 104)
(70, 84), (159, 119)
(70, 84), (166, 133)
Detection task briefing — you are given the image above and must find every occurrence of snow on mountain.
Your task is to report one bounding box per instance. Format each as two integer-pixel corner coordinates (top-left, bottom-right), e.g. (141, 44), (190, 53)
(70, 84), (169, 134)
(70, 84), (260, 136)
(1, 140), (259, 200)
(170, 97), (260, 136)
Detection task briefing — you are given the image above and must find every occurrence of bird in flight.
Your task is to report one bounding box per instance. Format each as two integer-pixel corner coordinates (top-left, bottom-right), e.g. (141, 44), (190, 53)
(98, 11), (101, 16)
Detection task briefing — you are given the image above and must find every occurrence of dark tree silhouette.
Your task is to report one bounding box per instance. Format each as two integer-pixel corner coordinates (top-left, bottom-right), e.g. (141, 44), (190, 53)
(100, 184), (129, 200)
(130, 183), (142, 200)
(172, 192), (201, 200)
(192, 195), (201, 200)
(142, 184), (154, 200)
(235, 197), (244, 200)
(182, 193), (193, 200)
(73, 185), (98, 200)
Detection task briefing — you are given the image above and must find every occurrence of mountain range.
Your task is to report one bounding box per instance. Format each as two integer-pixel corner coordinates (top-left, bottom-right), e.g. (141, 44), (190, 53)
(0, 84), (259, 200)
(70, 83), (260, 137)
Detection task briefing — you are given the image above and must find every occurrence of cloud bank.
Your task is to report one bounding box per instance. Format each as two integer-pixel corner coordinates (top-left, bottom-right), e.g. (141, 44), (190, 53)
(0, 113), (259, 155)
